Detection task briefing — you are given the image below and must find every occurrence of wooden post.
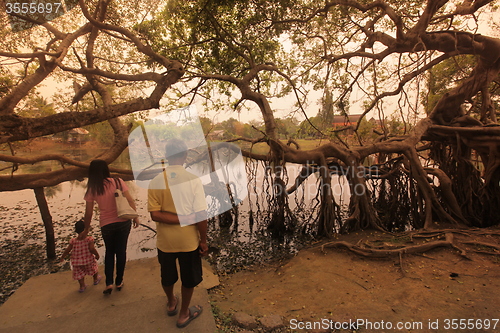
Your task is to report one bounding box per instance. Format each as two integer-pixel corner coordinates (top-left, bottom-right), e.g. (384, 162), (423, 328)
(34, 187), (56, 259)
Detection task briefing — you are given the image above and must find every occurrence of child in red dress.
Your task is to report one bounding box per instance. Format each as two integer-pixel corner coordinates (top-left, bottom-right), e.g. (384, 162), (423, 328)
(60, 220), (101, 292)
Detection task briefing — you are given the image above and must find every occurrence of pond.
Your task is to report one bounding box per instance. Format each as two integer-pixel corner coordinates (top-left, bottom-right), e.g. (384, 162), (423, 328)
(0, 180), (157, 262)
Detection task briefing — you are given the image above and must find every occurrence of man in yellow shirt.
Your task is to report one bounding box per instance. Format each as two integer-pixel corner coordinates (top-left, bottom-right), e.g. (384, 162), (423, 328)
(148, 138), (208, 328)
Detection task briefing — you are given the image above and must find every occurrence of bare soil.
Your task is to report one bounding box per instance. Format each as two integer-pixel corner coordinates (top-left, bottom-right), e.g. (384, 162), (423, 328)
(210, 229), (500, 332)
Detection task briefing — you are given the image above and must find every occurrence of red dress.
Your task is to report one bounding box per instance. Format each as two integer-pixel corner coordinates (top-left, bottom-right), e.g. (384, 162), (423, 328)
(70, 236), (98, 280)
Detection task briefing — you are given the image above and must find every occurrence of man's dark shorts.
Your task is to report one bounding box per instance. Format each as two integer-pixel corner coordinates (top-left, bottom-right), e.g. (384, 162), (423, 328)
(157, 248), (203, 288)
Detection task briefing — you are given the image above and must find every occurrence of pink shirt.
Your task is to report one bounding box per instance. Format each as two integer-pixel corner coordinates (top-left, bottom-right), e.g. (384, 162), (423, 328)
(84, 178), (129, 227)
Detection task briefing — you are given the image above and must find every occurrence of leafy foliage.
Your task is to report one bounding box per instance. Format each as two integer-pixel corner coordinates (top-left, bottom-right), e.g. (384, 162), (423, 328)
(423, 55), (477, 114)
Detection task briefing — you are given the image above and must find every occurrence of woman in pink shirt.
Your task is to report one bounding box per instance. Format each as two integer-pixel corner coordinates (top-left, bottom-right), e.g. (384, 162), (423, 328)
(84, 159), (140, 294)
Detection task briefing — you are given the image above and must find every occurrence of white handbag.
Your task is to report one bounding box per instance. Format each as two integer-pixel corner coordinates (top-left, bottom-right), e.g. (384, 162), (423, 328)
(114, 178), (139, 220)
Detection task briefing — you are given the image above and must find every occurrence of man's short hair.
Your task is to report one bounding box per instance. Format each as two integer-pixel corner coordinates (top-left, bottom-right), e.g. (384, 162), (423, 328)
(165, 138), (188, 160)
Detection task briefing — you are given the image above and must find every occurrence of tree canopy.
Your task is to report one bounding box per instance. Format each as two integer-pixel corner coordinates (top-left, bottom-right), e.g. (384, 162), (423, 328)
(1, 0), (500, 236)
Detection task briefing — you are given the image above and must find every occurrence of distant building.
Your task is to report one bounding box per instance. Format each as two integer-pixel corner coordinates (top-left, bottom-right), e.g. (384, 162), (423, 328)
(332, 115), (384, 128)
(207, 130), (225, 140)
(332, 114), (364, 127)
(368, 117), (382, 126)
(332, 114), (364, 135)
(67, 128), (89, 143)
(331, 114), (384, 136)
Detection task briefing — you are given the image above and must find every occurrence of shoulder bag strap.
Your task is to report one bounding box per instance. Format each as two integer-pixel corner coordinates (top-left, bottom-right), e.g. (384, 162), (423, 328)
(113, 178), (122, 191)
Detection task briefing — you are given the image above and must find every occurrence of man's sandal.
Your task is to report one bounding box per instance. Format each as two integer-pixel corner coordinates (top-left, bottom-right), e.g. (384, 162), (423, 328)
(167, 296), (179, 316)
(176, 305), (203, 328)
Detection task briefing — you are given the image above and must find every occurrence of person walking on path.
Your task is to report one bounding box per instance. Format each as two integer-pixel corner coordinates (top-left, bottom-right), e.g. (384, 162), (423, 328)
(60, 219), (101, 293)
(83, 159), (140, 294)
(148, 138), (208, 328)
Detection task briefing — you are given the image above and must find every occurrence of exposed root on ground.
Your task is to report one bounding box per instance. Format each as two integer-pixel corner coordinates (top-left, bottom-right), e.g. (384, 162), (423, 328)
(319, 228), (500, 261)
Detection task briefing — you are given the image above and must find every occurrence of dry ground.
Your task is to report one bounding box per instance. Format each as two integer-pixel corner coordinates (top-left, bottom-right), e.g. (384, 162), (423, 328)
(210, 229), (500, 333)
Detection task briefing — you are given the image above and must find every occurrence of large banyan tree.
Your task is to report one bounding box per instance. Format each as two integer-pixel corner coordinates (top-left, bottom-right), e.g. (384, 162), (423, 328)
(1, 0), (500, 244)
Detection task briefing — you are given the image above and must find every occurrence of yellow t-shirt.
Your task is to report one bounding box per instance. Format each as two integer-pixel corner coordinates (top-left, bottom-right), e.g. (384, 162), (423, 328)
(148, 165), (207, 253)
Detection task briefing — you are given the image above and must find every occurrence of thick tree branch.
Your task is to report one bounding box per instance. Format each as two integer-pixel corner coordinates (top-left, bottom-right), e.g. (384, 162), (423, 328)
(0, 23), (93, 116)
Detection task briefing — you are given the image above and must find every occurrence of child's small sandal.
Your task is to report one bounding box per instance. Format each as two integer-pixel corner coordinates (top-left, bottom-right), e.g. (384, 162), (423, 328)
(93, 275), (102, 285)
(78, 285), (87, 293)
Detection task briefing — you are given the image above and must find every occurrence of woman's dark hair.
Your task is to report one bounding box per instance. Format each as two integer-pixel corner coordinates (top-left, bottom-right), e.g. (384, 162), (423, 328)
(86, 159), (111, 196)
(75, 219), (85, 234)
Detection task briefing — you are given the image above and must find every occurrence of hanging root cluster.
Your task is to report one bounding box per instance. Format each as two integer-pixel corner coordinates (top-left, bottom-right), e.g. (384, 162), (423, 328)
(429, 141), (500, 227)
(370, 159), (422, 232)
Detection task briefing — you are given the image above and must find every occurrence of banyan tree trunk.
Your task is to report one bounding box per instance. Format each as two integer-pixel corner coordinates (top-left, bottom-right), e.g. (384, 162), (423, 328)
(34, 187), (56, 260)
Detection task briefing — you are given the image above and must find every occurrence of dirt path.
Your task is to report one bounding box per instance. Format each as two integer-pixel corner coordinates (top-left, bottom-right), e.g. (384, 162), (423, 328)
(210, 230), (500, 332)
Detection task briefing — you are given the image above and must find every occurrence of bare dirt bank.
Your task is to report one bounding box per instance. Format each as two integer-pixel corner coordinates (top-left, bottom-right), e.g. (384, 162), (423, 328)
(210, 229), (500, 332)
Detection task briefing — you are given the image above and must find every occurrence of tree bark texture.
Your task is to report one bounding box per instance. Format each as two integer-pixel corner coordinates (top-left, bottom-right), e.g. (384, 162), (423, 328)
(33, 187), (56, 260)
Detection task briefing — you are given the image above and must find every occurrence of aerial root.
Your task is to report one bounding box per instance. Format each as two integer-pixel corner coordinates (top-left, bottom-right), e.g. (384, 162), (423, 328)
(320, 230), (500, 260)
(321, 233), (457, 258)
